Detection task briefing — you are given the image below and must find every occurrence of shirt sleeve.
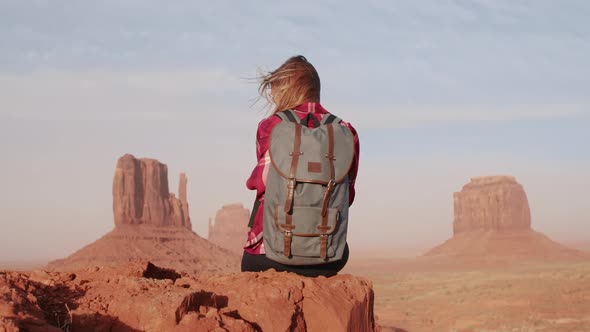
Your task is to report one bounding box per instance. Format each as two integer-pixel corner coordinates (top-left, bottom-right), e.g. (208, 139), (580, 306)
(245, 115), (282, 200)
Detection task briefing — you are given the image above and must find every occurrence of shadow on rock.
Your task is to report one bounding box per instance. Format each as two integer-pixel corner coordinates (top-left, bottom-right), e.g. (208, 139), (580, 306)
(72, 313), (143, 332)
(176, 290), (262, 332)
(28, 271), (87, 330)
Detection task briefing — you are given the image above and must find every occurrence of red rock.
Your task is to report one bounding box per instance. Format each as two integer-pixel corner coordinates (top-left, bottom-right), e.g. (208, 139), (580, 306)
(426, 229), (584, 258)
(208, 204), (249, 255)
(31, 155), (375, 330)
(0, 271), (62, 332)
(112, 154), (191, 229)
(453, 176), (531, 234)
(46, 225), (239, 275)
(47, 154), (239, 275)
(1, 263), (376, 332)
(178, 173), (191, 230)
(426, 176), (583, 259)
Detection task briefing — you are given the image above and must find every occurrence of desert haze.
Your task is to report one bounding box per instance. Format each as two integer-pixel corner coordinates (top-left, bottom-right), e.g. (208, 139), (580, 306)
(1, 155), (589, 331)
(2, 2), (590, 330)
(345, 176), (589, 331)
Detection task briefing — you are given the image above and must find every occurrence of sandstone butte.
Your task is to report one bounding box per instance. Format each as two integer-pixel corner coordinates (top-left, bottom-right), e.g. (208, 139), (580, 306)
(208, 204), (250, 255)
(426, 175), (584, 259)
(46, 154), (240, 275)
(0, 262), (377, 332)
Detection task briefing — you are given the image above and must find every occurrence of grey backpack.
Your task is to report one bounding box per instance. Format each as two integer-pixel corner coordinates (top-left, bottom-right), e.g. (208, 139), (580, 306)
(263, 110), (355, 265)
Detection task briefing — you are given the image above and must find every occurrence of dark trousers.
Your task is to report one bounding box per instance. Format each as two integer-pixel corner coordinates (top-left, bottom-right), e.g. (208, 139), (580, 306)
(241, 244), (349, 278)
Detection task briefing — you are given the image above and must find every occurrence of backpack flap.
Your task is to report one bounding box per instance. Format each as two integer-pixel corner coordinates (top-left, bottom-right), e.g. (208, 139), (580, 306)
(269, 121), (355, 184)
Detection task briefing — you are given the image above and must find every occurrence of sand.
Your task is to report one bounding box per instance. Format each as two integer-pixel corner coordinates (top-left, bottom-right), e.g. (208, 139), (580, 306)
(344, 255), (590, 332)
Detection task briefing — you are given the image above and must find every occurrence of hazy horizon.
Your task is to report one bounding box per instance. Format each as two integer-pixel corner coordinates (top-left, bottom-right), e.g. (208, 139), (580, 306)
(1, 1), (589, 263)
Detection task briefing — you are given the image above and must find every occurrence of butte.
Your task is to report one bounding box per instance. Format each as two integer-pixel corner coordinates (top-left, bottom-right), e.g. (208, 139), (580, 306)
(207, 203), (250, 255)
(46, 154), (239, 274)
(426, 175), (584, 259)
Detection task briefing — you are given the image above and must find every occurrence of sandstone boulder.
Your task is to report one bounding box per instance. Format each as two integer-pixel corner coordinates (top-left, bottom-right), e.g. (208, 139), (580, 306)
(2, 263), (376, 332)
(208, 204), (250, 255)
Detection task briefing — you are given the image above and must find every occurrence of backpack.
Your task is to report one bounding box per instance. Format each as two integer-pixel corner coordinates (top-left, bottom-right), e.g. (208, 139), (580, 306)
(263, 109), (355, 265)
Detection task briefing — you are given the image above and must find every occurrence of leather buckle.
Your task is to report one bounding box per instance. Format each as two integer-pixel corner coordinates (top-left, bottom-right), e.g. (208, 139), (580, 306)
(326, 180), (335, 192)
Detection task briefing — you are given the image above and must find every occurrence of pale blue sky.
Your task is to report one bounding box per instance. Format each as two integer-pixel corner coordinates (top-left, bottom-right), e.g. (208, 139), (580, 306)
(1, 1), (589, 261)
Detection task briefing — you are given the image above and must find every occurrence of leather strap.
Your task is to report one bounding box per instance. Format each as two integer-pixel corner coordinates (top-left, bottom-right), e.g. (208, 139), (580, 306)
(319, 199), (330, 260)
(319, 234), (328, 260)
(326, 123), (335, 180)
(319, 123), (336, 260)
(320, 123), (336, 216)
(284, 230), (292, 257)
(284, 123), (302, 213)
(320, 180), (335, 218)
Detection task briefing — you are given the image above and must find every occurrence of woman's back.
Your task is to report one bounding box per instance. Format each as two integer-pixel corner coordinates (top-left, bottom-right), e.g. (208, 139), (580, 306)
(241, 56), (359, 278)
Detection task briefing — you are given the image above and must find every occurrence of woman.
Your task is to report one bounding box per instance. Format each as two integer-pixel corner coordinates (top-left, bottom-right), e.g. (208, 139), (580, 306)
(241, 55), (359, 277)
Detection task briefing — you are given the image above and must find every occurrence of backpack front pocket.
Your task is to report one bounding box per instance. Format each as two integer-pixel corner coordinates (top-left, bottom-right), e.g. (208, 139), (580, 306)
(272, 205), (340, 258)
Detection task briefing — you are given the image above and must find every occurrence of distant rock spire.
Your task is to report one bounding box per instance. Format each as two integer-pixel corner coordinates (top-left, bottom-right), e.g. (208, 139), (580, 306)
(179, 172), (191, 230)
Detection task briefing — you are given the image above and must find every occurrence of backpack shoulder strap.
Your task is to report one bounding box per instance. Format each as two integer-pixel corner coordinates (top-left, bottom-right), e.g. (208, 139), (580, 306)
(301, 112), (321, 128)
(274, 109), (298, 123)
(321, 113), (341, 125)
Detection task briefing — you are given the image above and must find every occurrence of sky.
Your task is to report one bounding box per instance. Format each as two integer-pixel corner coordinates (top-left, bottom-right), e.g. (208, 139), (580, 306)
(1, 0), (589, 262)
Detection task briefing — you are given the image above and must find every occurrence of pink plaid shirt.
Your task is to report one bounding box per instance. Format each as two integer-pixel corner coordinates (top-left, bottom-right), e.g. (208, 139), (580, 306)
(244, 102), (360, 255)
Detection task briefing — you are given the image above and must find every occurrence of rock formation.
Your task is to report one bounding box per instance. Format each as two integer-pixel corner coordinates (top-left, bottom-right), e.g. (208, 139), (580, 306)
(113, 154), (191, 229)
(571, 241), (590, 253)
(453, 176), (531, 234)
(1, 263), (376, 332)
(179, 173), (191, 228)
(426, 175), (582, 259)
(47, 154), (239, 275)
(208, 204), (250, 255)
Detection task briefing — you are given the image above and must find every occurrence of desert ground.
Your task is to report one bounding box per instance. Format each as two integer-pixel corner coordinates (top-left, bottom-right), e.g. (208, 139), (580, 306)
(344, 252), (590, 332)
(2, 251), (590, 331)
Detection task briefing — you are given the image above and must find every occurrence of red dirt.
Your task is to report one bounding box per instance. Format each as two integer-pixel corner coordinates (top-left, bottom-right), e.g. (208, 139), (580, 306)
(46, 225), (240, 275)
(426, 229), (585, 259)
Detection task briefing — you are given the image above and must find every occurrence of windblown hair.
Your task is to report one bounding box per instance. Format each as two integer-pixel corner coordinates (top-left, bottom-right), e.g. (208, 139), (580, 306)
(258, 55), (321, 113)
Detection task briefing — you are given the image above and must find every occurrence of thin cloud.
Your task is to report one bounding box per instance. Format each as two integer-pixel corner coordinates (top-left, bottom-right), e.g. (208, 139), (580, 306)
(2, 69), (588, 129)
(0, 69), (257, 124)
(338, 104), (589, 129)
(1, 1), (589, 106)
